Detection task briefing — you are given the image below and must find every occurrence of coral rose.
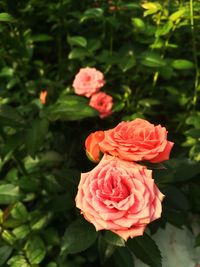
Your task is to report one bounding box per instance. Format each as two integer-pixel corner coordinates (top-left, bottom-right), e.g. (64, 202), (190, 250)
(89, 92), (113, 118)
(72, 67), (105, 98)
(99, 118), (174, 163)
(40, 90), (47, 105)
(85, 131), (105, 163)
(75, 155), (164, 241)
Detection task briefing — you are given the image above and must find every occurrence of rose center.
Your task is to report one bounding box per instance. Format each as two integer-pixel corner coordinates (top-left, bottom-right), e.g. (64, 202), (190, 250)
(100, 173), (130, 202)
(84, 74), (91, 82)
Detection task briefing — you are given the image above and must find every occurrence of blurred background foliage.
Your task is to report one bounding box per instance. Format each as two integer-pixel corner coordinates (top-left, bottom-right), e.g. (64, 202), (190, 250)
(0, 0), (200, 266)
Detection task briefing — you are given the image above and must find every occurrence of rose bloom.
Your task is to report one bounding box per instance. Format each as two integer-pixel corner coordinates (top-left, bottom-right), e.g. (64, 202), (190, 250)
(89, 92), (113, 118)
(85, 131), (105, 163)
(72, 67), (105, 98)
(99, 118), (174, 163)
(40, 90), (47, 105)
(76, 155), (164, 241)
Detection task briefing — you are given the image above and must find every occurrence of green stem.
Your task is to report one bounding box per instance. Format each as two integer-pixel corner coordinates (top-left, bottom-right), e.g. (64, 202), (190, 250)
(152, 11), (162, 88)
(190, 0), (199, 106)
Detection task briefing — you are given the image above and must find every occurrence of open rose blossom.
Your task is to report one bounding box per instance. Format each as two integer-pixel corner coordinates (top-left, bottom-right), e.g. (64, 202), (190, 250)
(85, 131), (105, 162)
(99, 118), (174, 163)
(89, 92), (113, 118)
(75, 155), (164, 240)
(72, 67), (105, 98)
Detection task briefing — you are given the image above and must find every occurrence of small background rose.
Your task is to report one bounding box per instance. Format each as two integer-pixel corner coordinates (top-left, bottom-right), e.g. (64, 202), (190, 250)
(89, 91), (113, 118)
(72, 67), (105, 98)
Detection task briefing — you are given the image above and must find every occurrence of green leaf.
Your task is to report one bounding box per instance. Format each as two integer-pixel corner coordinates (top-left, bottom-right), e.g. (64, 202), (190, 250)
(164, 207), (188, 228)
(39, 151), (63, 167)
(3, 218), (22, 228)
(195, 233), (200, 247)
(87, 39), (102, 52)
(138, 98), (160, 108)
(128, 233), (162, 267)
(30, 34), (53, 42)
(172, 59), (194, 70)
(142, 2), (161, 16)
(169, 9), (185, 22)
(113, 247), (135, 267)
(43, 228), (60, 246)
(122, 3), (140, 9)
(142, 2), (161, 10)
(0, 184), (22, 204)
(11, 202), (28, 222)
(18, 176), (41, 192)
(68, 48), (88, 59)
(185, 128), (200, 138)
(13, 225), (30, 239)
(67, 36), (87, 47)
(98, 234), (116, 264)
(0, 67), (14, 77)
(104, 231), (125, 247)
(159, 66), (173, 80)
(7, 255), (30, 267)
(156, 21), (173, 36)
(30, 212), (53, 231)
(61, 218), (98, 254)
(47, 194), (73, 212)
(0, 245), (13, 265)
(140, 52), (166, 67)
(2, 230), (16, 245)
(118, 56), (136, 72)
(120, 2), (140, 10)
(80, 8), (104, 22)
(112, 102), (125, 112)
(132, 18), (145, 32)
(0, 105), (23, 127)
(25, 118), (49, 157)
(1, 131), (25, 158)
(46, 96), (98, 121)
(24, 236), (46, 264)
(0, 13), (15, 22)
(166, 158), (200, 182)
(162, 185), (189, 211)
(186, 114), (200, 128)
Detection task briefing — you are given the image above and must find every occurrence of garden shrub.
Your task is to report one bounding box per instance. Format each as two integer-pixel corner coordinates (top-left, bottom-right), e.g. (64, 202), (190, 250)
(0, 0), (200, 266)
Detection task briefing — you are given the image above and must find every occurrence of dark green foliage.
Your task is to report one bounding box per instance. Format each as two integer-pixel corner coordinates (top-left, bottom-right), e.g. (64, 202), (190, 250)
(0, 0), (200, 266)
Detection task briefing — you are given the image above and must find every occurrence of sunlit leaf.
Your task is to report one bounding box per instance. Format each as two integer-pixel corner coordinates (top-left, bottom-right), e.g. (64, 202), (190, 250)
(0, 13), (15, 22)
(67, 36), (87, 47)
(24, 236), (46, 264)
(0, 184), (22, 204)
(172, 59), (194, 70)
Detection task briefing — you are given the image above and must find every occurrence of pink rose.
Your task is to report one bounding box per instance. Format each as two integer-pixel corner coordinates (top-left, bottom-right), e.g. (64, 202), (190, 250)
(85, 131), (105, 163)
(89, 92), (113, 118)
(99, 118), (174, 163)
(72, 67), (105, 98)
(75, 155), (164, 241)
